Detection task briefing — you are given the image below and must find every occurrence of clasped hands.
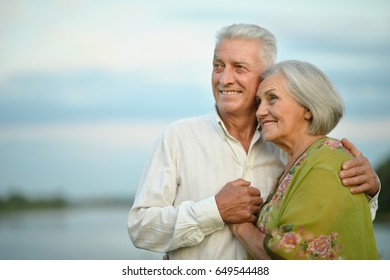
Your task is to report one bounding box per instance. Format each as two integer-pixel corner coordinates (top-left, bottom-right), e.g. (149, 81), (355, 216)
(215, 178), (263, 224)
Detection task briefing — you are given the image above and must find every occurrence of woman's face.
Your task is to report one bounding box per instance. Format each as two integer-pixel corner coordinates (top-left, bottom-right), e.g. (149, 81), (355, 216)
(255, 73), (311, 147)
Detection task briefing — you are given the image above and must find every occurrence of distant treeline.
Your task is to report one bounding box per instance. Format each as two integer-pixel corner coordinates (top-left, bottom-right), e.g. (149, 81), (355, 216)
(0, 193), (67, 212)
(0, 193), (133, 212)
(376, 155), (390, 220)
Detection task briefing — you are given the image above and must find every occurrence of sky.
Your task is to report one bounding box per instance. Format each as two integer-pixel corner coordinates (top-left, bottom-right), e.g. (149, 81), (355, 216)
(0, 0), (389, 200)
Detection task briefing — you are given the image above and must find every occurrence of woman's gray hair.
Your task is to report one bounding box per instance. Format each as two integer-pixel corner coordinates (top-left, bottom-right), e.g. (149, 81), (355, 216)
(215, 23), (277, 70)
(262, 60), (344, 135)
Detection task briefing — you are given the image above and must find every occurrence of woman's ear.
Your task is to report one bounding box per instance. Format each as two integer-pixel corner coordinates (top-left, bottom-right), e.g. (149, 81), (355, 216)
(305, 109), (312, 120)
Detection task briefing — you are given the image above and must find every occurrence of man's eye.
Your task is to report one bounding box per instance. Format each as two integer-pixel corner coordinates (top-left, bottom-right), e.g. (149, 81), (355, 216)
(213, 64), (223, 72)
(235, 65), (247, 73)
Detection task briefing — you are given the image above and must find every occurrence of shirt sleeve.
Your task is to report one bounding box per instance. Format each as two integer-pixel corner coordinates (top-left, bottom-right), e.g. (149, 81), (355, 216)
(127, 128), (224, 253)
(367, 175), (381, 220)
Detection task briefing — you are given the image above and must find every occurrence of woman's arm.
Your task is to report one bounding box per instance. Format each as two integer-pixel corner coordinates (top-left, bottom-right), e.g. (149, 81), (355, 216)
(228, 222), (271, 260)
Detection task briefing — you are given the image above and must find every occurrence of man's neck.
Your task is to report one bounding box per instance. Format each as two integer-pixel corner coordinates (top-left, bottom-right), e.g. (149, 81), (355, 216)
(219, 111), (258, 153)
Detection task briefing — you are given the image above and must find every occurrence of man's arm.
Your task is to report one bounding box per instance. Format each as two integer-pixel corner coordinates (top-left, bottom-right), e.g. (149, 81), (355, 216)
(128, 131), (224, 252)
(340, 138), (380, 220)
(340, 138), (380, 196)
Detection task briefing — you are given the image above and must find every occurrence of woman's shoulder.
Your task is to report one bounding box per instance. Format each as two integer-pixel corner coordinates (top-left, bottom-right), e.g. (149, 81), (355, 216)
(310, 137), (353, 159)
(300, 137), (354, 170)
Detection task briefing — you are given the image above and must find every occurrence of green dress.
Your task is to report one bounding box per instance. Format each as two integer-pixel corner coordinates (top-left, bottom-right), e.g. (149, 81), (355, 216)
(256, 137), (378, 259)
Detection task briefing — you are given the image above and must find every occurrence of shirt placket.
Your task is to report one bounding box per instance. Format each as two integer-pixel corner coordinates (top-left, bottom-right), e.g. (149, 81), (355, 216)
(225, 134), (258, 183)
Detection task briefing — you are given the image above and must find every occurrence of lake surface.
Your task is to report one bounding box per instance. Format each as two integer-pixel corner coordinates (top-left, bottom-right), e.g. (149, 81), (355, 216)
(0, 207), (388, 260)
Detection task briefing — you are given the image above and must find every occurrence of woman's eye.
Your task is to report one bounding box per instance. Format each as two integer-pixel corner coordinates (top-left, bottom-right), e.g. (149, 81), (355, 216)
(269, 95), (278, 101)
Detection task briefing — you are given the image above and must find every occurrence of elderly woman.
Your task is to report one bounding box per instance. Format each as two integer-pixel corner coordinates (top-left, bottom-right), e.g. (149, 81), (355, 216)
(229, 60), (378, 259)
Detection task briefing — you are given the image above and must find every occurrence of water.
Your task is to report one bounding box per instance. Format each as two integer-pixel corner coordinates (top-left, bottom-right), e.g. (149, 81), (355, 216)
(0, 207), (388, 260)
(0, 207), (163, 260)
(373, 222), (390, 260)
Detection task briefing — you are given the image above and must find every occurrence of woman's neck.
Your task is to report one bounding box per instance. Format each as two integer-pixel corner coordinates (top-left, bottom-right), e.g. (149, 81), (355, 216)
(283, 135), (326, 174)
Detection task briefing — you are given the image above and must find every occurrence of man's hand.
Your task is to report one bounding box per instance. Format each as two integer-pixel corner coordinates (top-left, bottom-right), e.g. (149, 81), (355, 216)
(340, 138), (380, 197)
(215, 178), (263, 223)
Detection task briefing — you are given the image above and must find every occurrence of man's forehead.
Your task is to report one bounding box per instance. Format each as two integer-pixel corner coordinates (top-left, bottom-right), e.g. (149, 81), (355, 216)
(216, 38), (260, 52)
(214, 41), (260, 61)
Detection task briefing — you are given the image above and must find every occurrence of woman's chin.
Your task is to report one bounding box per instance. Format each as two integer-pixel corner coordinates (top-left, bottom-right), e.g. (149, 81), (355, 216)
(261, 132), (271, 141)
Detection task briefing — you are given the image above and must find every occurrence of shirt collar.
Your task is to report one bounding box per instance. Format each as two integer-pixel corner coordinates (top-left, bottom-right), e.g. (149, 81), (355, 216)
(210, 105), (261, 142)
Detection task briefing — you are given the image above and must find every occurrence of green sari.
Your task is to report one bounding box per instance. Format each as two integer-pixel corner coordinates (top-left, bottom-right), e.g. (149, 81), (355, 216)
(256, 137), (378, 259)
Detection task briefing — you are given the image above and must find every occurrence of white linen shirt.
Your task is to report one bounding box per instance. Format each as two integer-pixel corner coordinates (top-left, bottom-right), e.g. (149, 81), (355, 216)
(127, 107), (379, 259)
(128, 108), (286, 259)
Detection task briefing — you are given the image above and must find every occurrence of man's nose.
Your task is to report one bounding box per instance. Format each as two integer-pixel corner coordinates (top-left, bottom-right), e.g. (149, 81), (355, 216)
(219, 68), (235, 85)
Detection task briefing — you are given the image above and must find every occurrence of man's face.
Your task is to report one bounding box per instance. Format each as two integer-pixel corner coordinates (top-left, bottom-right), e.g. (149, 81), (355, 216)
(212, 38), (265, 117)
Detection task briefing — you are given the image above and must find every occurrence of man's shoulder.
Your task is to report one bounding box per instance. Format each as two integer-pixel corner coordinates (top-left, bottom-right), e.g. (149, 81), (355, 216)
(159, 113), (214, 145)
(167, 113), (212, 131)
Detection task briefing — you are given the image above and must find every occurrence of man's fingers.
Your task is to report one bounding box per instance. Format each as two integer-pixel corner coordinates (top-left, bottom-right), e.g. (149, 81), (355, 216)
(342, 174), (367, 187)
(217, 179), (263, 223)
(234, 178), (251, 186)
(341, 156), (368, 171)
(252, 196), (263, 206)
(339, 140), (379, 197)
(249, 214), (257, 224)
(341, 138), (362, 158)
(340, 159), (367, 177)
(349, 183), (370, 195)
(248, 186), (261, 196)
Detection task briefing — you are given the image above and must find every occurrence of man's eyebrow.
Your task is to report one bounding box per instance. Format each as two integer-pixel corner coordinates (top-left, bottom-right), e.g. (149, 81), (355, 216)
(212, 56), (248, 64)
(233, 61), (250, 66)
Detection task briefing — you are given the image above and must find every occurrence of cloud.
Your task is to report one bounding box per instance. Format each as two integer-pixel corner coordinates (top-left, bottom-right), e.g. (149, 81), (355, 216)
(330, 118), (390, 141)
(0, 0), (215, 85)
(0, 120), (171, 151)
(1, 0), (389, 92)
(0, 69), (214, 126)
(1, 117), (389, 158)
